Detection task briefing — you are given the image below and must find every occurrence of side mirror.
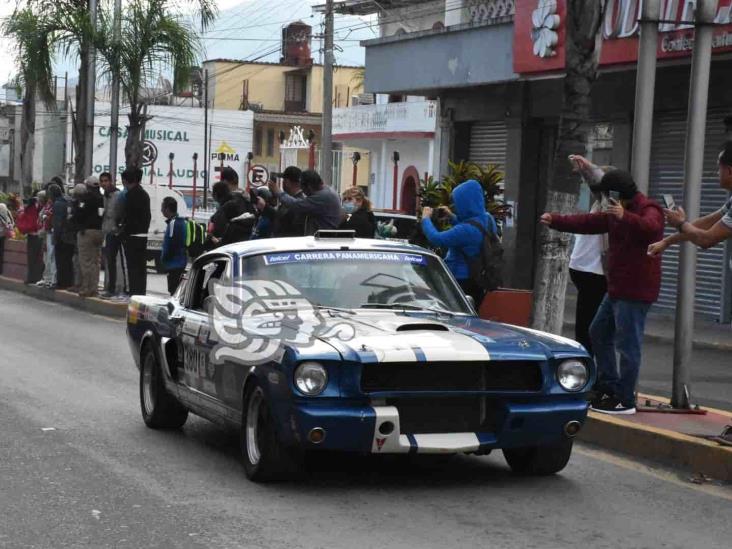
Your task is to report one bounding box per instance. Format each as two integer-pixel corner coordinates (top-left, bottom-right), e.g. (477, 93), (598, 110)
(465, 295), (476, 310)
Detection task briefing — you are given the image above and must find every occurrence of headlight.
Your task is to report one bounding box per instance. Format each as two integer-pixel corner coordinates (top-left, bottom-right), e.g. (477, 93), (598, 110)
(294, 362), (328, 396)
(557, 360), (588, 392)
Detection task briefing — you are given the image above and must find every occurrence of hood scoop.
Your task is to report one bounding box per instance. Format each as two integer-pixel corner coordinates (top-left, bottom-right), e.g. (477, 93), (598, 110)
(396, 323), (449, 332)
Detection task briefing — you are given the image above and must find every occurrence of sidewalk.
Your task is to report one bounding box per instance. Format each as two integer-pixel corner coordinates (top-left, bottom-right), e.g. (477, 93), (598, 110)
(563, 294), (732, 352)
(581, 394), (732, 482)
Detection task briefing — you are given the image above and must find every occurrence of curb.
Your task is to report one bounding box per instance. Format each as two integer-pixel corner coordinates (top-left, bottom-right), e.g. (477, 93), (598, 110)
(564, 320), (732, 353)
(0, 276), (127, 319)
(579, 409), (732, 482)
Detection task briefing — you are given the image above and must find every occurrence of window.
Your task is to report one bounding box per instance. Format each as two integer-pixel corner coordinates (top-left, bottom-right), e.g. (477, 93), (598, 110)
(266, 128), (275, 157)
(189, 258), (229, 311)
(254, 127), (263, 156)
(285, 74), (306, 112)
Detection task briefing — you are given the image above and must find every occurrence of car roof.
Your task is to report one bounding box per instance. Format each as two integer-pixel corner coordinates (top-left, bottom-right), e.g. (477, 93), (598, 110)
(205, 236), (431, 259)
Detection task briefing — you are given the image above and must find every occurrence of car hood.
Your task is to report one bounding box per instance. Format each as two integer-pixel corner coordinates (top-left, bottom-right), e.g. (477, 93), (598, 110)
(285, 311), (587, 363)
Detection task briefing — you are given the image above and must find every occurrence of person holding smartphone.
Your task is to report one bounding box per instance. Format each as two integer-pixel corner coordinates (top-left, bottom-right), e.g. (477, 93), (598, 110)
(648, 141), (732, 256)
(540, 169), (664, 415)
(565, 155), (610, 357)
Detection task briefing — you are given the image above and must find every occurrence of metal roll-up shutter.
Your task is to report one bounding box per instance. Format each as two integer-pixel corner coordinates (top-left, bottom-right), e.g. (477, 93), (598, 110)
(469, 121), (507, 168)
(648, 108), (729, 319)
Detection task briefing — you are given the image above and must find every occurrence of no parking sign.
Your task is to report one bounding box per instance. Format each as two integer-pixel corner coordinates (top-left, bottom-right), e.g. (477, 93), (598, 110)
(247, 164), (269, 188)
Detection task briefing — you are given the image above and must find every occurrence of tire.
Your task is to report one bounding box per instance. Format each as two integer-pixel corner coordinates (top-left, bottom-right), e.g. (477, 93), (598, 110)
(502, 438), (574, 476)
(240, 381), (301, 482)
(140, 343), (188, 429)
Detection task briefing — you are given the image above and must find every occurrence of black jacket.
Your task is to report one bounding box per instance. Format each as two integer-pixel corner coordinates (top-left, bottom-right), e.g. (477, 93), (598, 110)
(339, 208), (376, 238)
(122, 184), (151, 238)
(76, 188), (103, 231)
(210, 193), (256, 245)
(263, 190), (307, 237)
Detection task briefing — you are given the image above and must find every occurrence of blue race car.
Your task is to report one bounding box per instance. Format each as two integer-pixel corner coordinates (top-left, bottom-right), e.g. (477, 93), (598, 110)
(127, 231), (594, 481)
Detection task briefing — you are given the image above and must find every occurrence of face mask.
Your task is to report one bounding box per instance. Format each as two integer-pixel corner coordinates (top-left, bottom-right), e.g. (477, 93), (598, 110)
(343, 202), (357, 214)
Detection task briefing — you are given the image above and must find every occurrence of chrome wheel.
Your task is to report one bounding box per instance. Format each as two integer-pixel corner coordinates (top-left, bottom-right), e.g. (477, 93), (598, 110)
(246, 388), (264, 466)
(142, 352), (156, 416)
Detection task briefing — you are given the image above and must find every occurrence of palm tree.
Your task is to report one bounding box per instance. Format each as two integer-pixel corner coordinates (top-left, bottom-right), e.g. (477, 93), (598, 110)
(2, 7), (57, 195)
(96, 0), (200, 170)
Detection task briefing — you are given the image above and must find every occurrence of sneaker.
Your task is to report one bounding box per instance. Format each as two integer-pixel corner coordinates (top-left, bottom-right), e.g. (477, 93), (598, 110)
(589, 392), (612, 408)
(99, 291), (113, 299)
(111, 294), (130, 303)
(591, 397), (636, 415)
(34, 280), (48, 287)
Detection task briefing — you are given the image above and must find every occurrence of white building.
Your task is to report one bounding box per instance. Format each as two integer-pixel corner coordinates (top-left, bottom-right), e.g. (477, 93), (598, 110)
(332, 99), (439, 214)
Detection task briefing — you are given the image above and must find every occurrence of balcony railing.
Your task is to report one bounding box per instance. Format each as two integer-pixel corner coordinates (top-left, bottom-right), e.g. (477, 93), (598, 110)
(333, 100), (438, 138)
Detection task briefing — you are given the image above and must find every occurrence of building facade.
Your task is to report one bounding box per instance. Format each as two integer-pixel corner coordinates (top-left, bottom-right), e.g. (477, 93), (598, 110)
(203, 22), (368, 192)
(359, 0), (732, 321)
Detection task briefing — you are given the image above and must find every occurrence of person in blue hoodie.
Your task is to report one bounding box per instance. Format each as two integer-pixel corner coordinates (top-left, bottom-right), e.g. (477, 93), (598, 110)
(160, 197), (187, 295)
(421, 179), (497, 305)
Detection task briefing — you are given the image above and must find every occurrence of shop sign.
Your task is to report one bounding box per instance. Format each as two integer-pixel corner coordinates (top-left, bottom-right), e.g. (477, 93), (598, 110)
(514, 0), (732, 74)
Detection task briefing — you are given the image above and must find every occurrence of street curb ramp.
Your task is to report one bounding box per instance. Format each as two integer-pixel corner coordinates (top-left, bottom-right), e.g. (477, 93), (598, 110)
(0, 276), (127, 319)
(580, 411), (732, 482)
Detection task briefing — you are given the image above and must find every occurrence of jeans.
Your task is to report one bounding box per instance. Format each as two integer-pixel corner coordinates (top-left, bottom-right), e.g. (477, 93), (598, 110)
(104, 233), (126, 294)
(589, 296), (651, 407)
(55, 241), (75, 289)
(42, 233), (57, 285)
(569, 268), (607, 355)
(25, 234), (44, 284)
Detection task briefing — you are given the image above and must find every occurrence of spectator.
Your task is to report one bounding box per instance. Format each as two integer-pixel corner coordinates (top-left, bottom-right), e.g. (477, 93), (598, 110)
(38, 187), (57, 288)
(120, 168), (151, 297)
(269, 170), (343, 235)
(0, 203), (15, 275)
(160, 196), (187, 295)
(250, 187), (276, 240)
(99, 171), (126, 299)
(567, 155), (610, 355)
(421, 179), (498, 306)
(260, 167), (306, 237)
(339, 187), (376, 238)
(207, 181), (256, 247)
(75, 176), (104, 297)
(52, 186), (75, 289)
(16, 195), (44, 284)
(541, 170), (664, 415)
(648, 141), (732, 255)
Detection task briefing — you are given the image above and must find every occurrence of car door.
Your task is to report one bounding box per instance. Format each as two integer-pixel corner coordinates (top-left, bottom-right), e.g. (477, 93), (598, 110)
(177, 254), (231, 420)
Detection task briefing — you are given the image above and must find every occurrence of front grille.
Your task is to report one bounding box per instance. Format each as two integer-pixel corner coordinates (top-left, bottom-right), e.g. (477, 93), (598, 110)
(361, 361), (543, 393)
(387, 397), (499, 434)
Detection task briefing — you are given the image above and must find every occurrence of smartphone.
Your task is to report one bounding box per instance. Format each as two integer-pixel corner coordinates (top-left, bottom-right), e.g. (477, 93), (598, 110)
(608, 191), (621, 203)
(663, 194), (676, 210)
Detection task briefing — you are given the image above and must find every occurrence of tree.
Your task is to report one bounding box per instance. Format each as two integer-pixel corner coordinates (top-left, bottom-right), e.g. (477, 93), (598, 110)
(2, 8), (58, 194)
(531, 0), (607, 334)
(96, 0), (201, 169)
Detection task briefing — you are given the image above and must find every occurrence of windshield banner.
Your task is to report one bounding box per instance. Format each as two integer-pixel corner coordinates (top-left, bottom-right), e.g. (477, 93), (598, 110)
(263, 251), (428, 266)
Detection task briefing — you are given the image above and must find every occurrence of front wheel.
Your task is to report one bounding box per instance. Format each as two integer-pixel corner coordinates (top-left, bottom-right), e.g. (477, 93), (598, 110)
(140, 343), (188, 429)
(240, 381), (301, 482)
(502, 439), (573, 476)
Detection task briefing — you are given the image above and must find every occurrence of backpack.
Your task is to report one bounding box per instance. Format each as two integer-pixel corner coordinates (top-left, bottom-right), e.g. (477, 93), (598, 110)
(461, 219), (504, 292)
(185, 219), (207, 259)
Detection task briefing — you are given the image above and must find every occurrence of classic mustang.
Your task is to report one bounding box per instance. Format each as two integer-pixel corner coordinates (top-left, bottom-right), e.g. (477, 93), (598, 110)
(127, 231), (594, 481)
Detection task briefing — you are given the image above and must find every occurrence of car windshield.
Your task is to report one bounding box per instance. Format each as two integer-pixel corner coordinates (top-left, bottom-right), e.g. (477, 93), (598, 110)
(240, 250), (472, 314)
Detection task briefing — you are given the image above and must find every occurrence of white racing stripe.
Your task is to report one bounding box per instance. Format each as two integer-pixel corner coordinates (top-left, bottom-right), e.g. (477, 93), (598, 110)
(351, 331), (490, 363)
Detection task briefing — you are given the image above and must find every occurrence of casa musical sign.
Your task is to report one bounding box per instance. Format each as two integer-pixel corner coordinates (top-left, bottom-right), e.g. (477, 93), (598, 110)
(514, 0), (732, 74)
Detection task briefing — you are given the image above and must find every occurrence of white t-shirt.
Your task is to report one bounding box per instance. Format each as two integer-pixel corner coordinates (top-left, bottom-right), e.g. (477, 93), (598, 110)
(720, 196), (732, 229)
(569, 201), (606, 276)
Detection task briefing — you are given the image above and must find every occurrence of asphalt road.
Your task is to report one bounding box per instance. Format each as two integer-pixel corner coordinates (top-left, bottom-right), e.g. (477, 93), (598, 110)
(1, 290), (730, 549)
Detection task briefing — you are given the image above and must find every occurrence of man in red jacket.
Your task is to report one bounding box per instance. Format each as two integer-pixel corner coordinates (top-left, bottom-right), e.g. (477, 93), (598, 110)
(541, 170), (664, 415)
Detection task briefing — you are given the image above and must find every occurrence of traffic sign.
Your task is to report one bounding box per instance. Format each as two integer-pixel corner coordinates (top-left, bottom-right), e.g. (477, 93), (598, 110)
(247, 164), (269, 188)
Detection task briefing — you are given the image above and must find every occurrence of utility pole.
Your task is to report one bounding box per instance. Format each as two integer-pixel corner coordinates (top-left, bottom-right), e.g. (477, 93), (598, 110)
(83, 0), (97, 178)
(630, 0), (661, 195)
(109, 0), (122, 183)
(320, 0), (334, 186)
(671, 0), (717, 409)
(203, 69), (209, 209)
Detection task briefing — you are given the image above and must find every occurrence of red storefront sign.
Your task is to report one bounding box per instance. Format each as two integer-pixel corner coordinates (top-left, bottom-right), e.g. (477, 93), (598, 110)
(514, 0), (732, 74)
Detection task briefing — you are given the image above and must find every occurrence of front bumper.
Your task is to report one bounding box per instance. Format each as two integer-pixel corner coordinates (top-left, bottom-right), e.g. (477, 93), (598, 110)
(286, 399), (589, 454)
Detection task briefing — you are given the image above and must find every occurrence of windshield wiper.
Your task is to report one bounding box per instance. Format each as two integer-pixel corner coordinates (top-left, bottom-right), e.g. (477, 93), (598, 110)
(359, 303), (457, 317)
